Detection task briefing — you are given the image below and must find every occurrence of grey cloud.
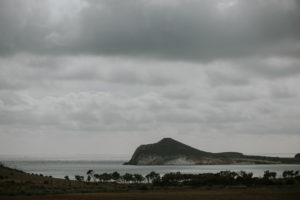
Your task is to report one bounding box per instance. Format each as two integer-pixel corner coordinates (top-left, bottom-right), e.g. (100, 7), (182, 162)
(57, 68), (102, 81)
(240, 58), (300, 79)
(162, 88), (192, 100)
(51, 0), (300, 60)
(0, 91), (250, 133)
(107, 69), (177, 86)
(204, 57), (300, 88)
(215, 90), (258, 102)
(0, 55), (179, 93)
(0, 0), (300, 61)
(1, 1), (300, 155)
(0, 79), (26, 91)
(156, 112), (201, 124)
(0, 0), (49, 55)
(0, 92), (157, 132)
(206, 68), (250, 87)
(208, 74), (250, 87)
(269, 86), (297, 99)
(107, 69), (141, 85)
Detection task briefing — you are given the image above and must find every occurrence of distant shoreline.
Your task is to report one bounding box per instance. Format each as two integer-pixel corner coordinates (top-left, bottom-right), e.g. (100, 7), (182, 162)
(2, 160), (300, 181)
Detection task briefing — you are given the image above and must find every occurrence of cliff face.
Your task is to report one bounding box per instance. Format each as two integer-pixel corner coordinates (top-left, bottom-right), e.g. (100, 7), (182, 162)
(124, 138), (300, 165)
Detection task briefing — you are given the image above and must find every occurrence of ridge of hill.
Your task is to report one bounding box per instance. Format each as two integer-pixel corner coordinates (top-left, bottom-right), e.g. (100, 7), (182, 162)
(124, 138), (300, 165)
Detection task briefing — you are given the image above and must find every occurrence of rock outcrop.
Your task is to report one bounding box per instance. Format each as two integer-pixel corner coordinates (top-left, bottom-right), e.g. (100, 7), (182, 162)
(124, 138), (300, 165)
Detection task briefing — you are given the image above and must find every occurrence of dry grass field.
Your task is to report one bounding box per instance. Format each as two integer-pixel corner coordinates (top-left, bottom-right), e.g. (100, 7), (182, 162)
(1, 187), (300, 200)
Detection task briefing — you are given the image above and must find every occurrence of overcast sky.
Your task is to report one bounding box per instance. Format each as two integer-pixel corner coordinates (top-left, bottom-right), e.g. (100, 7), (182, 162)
(1, 0), (300, 158)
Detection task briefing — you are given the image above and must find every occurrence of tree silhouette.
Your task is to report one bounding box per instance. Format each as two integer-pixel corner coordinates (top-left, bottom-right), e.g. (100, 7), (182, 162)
(146, 171), (160, 183)
(86, 169), (95, 182)
(94, 173), (101, 182)
(75, 175), (84, 182)
(134, 174), (145, 183)
(122, 173), (133, 183)
(99, 173), (112, 182)
(263, 170), (276, 180)
(111, 171), (120, 182)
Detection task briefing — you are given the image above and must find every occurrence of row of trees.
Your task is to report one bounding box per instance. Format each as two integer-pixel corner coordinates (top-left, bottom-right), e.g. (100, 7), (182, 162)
(156, 170), (300, 186)
(74, 170), (160, 184)
(73, 170), (300, 186)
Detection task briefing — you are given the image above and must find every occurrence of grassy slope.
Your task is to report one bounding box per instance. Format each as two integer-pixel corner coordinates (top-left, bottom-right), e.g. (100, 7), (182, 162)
(0, 164), (127, 195)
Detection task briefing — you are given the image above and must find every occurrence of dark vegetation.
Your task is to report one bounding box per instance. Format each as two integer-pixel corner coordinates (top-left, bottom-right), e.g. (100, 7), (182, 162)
(0, 163), (129, 196)
(125, 138), (300, 165)
(76, 169), (300, 187)
(1, 162), (300, 197)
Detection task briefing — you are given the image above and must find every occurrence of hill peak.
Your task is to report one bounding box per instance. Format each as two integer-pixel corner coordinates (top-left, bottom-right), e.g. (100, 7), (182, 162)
(125, 138), (300, 165)
(158, 137), (178, 143)
(124, 138), (209, 165)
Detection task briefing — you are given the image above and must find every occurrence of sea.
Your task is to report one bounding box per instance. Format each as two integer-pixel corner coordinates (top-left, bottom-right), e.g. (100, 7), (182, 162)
(1, 154), (300, 180)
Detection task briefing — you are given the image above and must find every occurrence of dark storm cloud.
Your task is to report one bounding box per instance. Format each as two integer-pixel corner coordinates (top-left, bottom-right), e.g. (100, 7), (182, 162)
(75, 0), (300, 61)
(0, 0), (300, 61)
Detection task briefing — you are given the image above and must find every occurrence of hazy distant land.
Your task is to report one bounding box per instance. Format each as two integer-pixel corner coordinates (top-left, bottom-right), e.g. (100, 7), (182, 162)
(125, 138), (300, 165)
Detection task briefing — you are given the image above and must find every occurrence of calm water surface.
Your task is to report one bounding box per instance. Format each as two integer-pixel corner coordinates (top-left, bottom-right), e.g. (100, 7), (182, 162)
(2, 160), (300, 179)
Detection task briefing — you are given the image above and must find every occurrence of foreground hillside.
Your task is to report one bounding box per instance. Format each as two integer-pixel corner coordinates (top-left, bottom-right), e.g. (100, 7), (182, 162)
(125, 138), (300, 165)
(1, 162), (300, 199)
(0, 163), (127, 195)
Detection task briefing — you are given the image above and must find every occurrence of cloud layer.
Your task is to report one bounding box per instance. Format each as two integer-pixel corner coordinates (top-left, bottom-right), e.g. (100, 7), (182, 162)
(1, 0), (300, 60)
(0, 0), (300, 156)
